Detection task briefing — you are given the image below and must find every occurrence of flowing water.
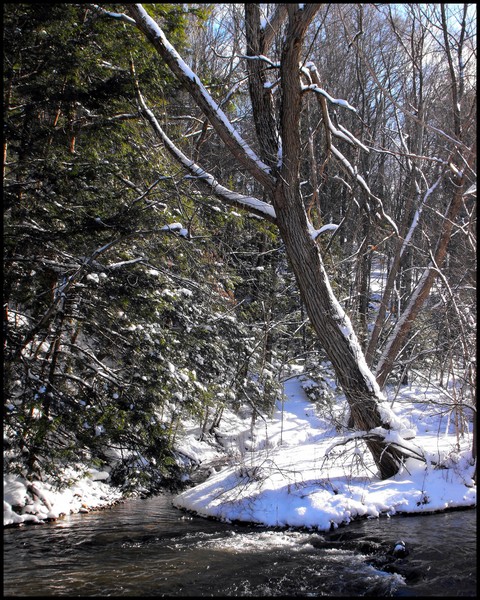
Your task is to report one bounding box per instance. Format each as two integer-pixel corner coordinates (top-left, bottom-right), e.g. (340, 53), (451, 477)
(3, 494), (476, 597)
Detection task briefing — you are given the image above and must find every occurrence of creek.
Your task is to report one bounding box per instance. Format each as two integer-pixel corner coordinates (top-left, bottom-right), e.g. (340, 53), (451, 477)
(3, 494), (476, 597)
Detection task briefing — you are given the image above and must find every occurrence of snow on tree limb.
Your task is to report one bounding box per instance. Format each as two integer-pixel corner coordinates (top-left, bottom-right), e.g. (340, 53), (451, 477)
(324, 427), (425, 463)
(302, 62), (356, 108)
(126, 4), (276, 192)
(299, 60), (399, 237)
(309, 223), (339, 241)
(330, 145), (399, 235)
(132, 71), (277, 224)
(239, 54), (280, 68)
(88, 4), (136, 25)
(400, 174), (443, 259)
(301, 83), (357, 113)
(301, 62), (370, 152)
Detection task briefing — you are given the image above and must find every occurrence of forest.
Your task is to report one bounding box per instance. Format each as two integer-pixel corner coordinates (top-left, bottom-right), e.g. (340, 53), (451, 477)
(3, 3), (476, 507)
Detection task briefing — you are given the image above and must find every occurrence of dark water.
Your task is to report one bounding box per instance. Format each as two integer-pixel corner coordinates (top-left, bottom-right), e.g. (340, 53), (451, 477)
(3, 494), (476, 597)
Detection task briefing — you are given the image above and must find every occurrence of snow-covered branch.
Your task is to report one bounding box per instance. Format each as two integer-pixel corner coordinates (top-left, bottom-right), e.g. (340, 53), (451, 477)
(299, 61), (398, 235)
(325, 427), (427, 464)
(87, 4), (136, 25)
(308, 222), (339, 241)
(125, 4), (275, 192)
(330, 145), (398, 234)
(132, 73), (277, 224)
(239, 54), (280, 68)
(301, 83), (357, 113)
(400, 173), (443, 259)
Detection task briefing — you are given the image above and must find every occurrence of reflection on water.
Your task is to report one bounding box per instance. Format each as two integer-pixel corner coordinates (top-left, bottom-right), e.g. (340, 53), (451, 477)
(3, 494), (476, 597)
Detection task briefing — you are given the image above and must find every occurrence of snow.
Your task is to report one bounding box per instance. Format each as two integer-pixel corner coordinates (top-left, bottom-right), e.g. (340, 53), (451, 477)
(5, 375), (475, 530)
(4, 467), (123, 526)
(160, 222), (189, 237)
(173, 377), (475, 529)
(86, 273), (100, 283)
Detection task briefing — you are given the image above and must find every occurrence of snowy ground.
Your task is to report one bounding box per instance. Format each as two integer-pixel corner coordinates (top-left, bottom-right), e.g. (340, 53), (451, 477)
(174, 375), (476, 530)
(4, 374), (476, 529)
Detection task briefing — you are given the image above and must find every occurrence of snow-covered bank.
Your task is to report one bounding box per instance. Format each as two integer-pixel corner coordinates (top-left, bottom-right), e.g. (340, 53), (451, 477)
(4, 375), (476, 529)
(3, 467), (124, 527)
(173, 376), (476, 531)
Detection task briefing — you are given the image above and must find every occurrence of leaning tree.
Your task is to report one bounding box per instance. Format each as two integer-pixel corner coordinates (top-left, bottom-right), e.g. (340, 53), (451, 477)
(97, 3), (433, 479)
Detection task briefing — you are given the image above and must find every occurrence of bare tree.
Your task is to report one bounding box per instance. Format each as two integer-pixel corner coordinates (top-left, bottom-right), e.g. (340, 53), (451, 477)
(371, 4), (477, 386)
(97, 3), (460, 479)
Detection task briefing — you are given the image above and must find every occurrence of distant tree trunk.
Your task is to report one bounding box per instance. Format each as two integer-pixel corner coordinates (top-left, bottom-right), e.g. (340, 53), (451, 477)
(365, 174), (418, 368)
(368, 4), (476, 389)
(375, 162), (475, 387)
(356, 214), (371, 350)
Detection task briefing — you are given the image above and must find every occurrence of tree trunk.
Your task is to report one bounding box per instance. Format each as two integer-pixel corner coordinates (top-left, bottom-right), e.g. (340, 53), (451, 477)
(274, 175), (404, 478)
(245, 3), (279, 170)
(273, 5), (405, 479)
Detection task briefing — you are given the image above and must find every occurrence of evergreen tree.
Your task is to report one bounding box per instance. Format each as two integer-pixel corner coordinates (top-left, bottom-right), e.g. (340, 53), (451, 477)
(3, 3), (287, 491)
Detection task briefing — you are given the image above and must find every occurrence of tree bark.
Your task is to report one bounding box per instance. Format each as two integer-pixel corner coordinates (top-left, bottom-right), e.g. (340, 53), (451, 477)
(245, 3), (280, 170)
